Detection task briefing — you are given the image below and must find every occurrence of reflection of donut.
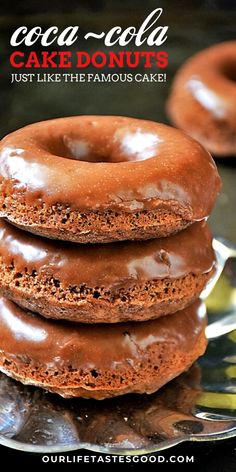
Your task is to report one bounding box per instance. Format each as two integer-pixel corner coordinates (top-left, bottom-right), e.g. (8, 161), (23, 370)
(167, 41), (236, 156)
(0, 219), (215, 323)
(0, 116), (221, 243)
(0, 297), (207, 399)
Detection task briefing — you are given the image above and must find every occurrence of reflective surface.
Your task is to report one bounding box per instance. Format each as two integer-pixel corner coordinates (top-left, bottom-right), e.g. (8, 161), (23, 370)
(0, 238), (236, 453)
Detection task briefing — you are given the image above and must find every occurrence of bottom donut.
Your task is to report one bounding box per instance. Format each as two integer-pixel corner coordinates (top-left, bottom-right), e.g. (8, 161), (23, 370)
(0, 297), (207, 400)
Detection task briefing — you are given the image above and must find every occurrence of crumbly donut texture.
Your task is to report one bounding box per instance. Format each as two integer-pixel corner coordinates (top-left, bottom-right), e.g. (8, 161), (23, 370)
(0, 201), (191, 243)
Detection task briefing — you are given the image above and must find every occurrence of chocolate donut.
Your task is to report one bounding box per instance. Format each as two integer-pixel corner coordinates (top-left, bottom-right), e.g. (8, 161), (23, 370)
(0, 219), (215, 323)
(167, 41), (236, 156)
(0, 116), (221, 243)
(0, 297), (207, 399)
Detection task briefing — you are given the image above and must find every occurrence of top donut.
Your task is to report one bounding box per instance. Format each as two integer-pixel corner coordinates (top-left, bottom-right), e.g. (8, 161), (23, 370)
(0, 115), (221, 243)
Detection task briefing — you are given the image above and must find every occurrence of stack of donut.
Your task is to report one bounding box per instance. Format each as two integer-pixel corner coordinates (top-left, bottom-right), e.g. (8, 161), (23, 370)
(0, 115), (221, 399)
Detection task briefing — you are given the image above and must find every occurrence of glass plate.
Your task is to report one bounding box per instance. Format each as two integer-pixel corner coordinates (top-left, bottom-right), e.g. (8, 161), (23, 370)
(0, 243), (236, 454)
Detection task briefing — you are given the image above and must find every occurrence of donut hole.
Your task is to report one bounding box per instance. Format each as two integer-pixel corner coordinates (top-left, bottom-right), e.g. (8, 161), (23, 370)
(45, 129), (161, 163)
